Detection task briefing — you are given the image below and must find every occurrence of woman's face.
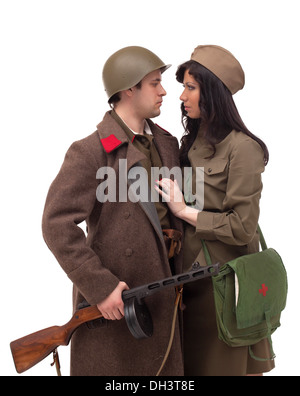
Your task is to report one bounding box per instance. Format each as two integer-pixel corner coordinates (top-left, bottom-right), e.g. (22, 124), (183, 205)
(180, 70), (201, 119)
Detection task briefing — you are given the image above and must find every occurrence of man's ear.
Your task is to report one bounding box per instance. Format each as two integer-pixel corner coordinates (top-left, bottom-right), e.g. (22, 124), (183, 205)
(125, 88), (134, 97)
(118, 89), (133, 101)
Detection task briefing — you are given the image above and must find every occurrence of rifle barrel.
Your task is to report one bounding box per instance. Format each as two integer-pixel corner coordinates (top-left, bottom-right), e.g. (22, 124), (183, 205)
(122, 262), (219, 302)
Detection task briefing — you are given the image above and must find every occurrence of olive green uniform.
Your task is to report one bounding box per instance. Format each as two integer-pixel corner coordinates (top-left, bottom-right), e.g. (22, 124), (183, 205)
(182, 129), (275, 376)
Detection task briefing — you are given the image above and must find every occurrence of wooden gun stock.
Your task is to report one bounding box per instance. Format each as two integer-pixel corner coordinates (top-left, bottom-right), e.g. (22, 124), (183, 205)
(10, 305), (102, 374)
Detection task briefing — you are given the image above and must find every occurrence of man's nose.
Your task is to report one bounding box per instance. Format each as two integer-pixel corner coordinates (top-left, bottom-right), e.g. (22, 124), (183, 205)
(160, 85), (167, 96)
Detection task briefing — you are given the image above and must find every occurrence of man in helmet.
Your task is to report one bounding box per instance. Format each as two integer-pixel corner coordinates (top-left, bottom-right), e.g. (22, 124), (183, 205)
(42, 46), (184, 376)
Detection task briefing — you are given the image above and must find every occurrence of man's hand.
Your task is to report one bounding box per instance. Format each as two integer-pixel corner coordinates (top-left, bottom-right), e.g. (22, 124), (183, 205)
(97, 281), (129, 320)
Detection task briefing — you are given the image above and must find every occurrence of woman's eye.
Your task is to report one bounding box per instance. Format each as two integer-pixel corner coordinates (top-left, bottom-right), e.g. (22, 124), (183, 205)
(183, 84), (194, 90)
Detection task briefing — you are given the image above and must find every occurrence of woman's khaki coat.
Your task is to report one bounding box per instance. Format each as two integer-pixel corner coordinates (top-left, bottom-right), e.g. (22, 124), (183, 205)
(42, 112), (184, 376)
(182, 130), (275, 376)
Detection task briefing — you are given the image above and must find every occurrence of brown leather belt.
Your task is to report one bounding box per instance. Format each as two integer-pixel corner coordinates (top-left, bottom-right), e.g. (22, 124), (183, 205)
(162, 229), (182, 259)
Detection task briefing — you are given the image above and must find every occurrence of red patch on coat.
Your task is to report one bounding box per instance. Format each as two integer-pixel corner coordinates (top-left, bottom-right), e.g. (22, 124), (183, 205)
(100, 134), (122, 153)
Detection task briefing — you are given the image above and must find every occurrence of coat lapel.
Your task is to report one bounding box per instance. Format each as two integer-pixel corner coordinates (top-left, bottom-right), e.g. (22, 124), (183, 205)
(149, 121), (179, 169)
(127, 161), (165, 247)
(96, 112), (165, 246)
(149, 122), (184, 235)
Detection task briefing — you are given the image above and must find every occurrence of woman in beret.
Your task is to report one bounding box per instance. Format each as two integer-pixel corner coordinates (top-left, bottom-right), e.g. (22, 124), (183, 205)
(155, 45), (274, 376)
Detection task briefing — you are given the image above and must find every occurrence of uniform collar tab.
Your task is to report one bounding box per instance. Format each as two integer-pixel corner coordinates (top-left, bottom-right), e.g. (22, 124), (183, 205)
(100, 134), (123, 153)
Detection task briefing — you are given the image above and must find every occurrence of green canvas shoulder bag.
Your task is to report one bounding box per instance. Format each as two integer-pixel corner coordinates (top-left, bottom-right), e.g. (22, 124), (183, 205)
(201, 225), (288, 361)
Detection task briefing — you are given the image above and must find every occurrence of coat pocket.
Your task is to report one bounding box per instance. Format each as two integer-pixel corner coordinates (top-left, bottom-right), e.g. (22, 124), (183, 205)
(202, 158), (229, 199)
(204, 159), (228, 176)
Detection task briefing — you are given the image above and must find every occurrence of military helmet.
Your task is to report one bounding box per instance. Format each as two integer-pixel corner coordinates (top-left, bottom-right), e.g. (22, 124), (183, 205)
(102, 46), (171, 100)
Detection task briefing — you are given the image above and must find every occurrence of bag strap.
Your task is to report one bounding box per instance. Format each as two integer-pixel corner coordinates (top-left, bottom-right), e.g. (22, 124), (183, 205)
(200, 239), (213, 266)
(257, 224), (268, 251)
(248, 309), (276, 362)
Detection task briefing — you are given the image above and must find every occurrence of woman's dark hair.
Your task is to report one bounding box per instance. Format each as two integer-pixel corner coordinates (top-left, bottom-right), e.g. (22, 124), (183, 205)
(176, 60), (269, 166)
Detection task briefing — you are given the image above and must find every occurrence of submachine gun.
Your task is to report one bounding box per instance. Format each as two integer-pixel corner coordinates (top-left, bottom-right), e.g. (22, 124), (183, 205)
(10, 262), (219, 374)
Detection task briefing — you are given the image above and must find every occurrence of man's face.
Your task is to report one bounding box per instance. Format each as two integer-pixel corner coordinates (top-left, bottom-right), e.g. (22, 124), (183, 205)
(131, 69), (167, 119)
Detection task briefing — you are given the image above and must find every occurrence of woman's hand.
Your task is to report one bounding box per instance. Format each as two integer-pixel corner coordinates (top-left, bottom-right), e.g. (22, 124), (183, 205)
(155, 178), (199, 227)
(154, 179), (187, 216)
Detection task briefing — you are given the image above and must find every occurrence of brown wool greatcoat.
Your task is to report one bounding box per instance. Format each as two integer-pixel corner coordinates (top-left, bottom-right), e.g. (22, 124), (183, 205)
(42, 112), (184, 376)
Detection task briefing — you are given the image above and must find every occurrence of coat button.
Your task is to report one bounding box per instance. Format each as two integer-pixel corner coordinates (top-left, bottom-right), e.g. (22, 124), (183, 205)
(124, 211), (130, 219)
(208, 168), (212, 173)
(125, 248), (133, 257)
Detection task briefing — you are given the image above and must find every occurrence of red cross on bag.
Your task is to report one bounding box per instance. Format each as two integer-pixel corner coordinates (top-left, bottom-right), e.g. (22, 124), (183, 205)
(259, 283), (268, 297)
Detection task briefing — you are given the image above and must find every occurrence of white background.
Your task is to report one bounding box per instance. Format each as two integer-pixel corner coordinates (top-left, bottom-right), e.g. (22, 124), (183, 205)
(1, 0), (299, 376)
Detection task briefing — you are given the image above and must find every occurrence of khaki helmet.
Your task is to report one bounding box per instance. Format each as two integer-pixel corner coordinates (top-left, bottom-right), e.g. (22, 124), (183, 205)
(102, 46), (171, 100)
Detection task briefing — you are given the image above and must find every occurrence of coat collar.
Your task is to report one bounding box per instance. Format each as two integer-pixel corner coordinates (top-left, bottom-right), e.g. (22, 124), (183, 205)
(97, 111), (146, 172)
(96, 111), (176, 155)
(96, 111), (179, 174)
(96, 111), (129, 153)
